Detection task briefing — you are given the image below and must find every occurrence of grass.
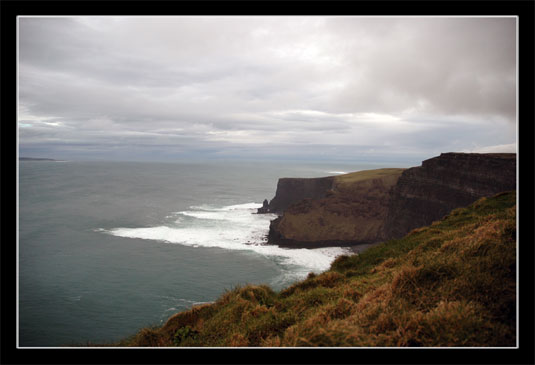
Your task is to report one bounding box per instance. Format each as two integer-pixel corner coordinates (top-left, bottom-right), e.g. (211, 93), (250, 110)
(332, 168), (405, 196)
(105, 191), (516, 347)
(334, 168), (406, 186)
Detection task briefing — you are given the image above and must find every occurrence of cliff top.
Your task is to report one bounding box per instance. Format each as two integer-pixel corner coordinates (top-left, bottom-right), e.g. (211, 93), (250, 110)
(440, 152), (516, 157)
(416, 152), (516, 169)
(277, 176), (335, 182)
(432, 152), (516, 161)
(334, 168), (406, 186)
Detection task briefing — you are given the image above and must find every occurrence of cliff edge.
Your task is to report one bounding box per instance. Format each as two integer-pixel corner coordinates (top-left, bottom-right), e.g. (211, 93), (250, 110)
(265, 153), (516, 248)
(384, 152), (516, 239)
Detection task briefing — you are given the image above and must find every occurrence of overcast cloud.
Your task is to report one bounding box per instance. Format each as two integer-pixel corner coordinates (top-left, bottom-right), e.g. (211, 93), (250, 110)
(18, 16), (517, 163)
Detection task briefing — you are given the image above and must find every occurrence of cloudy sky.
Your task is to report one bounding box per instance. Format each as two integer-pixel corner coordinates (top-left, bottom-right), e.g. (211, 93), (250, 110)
(18, 16), (517, 163)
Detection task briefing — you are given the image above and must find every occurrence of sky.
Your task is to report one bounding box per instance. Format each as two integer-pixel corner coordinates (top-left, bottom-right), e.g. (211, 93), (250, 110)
(18, 16), (517, 164)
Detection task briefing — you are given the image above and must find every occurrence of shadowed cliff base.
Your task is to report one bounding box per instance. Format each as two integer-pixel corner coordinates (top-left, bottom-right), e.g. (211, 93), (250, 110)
(266, 230), (378, 249)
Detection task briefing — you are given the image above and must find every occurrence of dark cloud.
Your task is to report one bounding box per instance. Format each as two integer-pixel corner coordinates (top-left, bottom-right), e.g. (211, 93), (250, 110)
(18, 16), (517, 161)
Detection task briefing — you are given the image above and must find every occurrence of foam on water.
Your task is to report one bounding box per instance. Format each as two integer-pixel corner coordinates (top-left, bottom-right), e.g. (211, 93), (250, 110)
(102, 202), (351, 277)
(327, 171), (348, 175)
(189, 202), (260, 211)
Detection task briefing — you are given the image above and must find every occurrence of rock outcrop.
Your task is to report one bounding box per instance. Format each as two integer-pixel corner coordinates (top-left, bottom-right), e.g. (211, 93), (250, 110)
(383, 152), (517, 239)
(256, 199), (270, 214)
(264, 153), (516, 248)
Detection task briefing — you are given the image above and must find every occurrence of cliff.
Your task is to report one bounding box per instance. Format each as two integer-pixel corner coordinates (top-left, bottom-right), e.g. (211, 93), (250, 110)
(264, 176), (336, 214)
(268, 169), (405, 248)
(383, 152), (516, 239)
(265, 153), (516, 248)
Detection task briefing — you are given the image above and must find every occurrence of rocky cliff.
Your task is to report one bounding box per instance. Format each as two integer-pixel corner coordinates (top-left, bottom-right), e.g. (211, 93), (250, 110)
(264, 153), (516, 248)
(383, 152), (516, 239)
(262, 176), (336, 214)
(267, 168), (405, 248)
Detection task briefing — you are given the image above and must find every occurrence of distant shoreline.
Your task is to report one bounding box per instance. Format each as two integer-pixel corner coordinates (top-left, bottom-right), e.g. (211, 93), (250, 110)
(19, 157), (61, 161)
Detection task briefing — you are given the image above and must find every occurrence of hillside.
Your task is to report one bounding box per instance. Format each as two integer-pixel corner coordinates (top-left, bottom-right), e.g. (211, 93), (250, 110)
(115, 191), (516, 347)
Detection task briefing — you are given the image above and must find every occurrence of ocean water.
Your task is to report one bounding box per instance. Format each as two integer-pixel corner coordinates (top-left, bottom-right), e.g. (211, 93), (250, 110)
(18, 159), (389, 347)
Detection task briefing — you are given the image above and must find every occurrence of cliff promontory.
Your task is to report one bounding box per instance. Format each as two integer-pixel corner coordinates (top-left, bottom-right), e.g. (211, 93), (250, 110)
(264, 153), (516, 248)
(268, 168), (405, 248)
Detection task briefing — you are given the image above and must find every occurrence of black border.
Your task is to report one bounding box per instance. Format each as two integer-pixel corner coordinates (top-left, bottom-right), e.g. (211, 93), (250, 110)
(2, 1), (534, 364)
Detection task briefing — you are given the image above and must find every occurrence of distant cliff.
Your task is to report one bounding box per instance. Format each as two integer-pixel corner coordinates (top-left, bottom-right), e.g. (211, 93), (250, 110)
(383, 152), (516, 239)
(267, 168), (405, 248)
(262, 153), (516, 248)
(264, 176), (336, 214)
(19, 157), (57, 161)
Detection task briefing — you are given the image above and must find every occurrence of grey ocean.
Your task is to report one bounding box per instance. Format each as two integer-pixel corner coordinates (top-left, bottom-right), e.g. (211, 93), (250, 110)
(19, 160), (387, 346)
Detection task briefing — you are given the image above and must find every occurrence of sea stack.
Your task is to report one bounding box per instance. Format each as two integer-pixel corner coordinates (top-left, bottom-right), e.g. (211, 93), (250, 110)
(257, 199), (270, 214)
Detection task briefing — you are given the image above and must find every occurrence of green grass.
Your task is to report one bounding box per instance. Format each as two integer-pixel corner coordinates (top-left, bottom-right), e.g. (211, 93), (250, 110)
(334, 168), (406, 185)
(104, 191), (516, 347)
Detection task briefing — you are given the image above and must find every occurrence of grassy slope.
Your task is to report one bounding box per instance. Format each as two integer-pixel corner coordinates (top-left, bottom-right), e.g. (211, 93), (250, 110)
(115, 191), (516, 347)
(334, 168), (406, 186)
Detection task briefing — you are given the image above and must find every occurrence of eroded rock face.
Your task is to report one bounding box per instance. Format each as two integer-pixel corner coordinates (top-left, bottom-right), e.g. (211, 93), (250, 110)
(264, 176), (336, 214)
(268, 169), (405, 247)
(383, 152), (516, 239)
(265, 153), (516, 248)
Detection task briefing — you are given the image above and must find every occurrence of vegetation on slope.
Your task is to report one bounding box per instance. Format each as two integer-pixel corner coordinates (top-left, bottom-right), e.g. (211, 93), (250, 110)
(115, 191), (516, 347)
(333, 168), (406, 188)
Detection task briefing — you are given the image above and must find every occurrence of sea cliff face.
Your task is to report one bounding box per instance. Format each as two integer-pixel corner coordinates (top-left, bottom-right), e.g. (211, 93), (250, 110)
(383, 152), (517, 239)
(267, 168), (405, 248)
(265, 176), (336, 214)
(264, 153), (516, 248)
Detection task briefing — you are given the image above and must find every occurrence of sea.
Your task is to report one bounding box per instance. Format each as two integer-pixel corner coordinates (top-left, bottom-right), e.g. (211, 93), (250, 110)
(18, 159), (397, 347)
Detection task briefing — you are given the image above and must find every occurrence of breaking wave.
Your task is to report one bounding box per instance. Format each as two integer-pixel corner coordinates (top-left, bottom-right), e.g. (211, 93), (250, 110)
(100, 202), (351, 280)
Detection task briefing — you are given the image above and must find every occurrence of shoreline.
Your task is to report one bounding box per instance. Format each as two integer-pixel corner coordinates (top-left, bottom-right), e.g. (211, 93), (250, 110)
(267, 236), (382, 255)
(348, 242), (382, 254)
